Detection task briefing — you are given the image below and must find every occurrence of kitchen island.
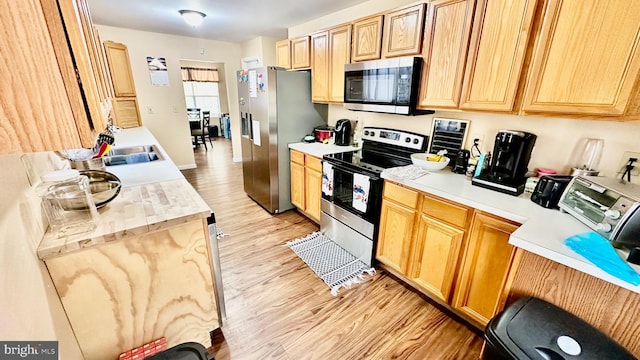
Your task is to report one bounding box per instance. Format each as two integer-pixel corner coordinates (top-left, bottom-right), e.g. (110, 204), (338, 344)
(38, 127), (221, 360)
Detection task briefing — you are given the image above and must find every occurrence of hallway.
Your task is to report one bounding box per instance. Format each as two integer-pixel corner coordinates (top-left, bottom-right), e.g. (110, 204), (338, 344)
(181, 139), (483, 359)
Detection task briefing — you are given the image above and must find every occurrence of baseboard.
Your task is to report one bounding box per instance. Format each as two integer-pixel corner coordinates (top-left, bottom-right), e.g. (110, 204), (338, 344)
(177, 164), (197, 170)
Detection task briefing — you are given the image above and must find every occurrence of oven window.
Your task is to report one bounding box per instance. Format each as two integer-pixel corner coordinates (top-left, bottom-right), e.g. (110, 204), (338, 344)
(345, 68), (397, 104)
(563, 181), (619, 224)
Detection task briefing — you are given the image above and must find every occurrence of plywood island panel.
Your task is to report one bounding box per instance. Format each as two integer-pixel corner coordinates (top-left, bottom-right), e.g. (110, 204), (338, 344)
(45, 220), (218, 360)
(509, 251), (640, 357)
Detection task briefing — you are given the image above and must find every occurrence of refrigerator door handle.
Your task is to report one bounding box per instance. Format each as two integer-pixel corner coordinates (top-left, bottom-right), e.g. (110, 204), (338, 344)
(249, 113), (253, 141)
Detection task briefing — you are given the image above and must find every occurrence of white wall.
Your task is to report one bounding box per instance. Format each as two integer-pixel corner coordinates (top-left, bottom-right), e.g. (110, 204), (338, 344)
(0, 153), (83, 359)
(97, 26), (243, 166)
(290, 1), (640, 184)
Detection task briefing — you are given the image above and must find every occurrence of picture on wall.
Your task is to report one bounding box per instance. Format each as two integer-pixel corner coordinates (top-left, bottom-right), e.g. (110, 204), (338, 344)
(147, 56), (169, 86)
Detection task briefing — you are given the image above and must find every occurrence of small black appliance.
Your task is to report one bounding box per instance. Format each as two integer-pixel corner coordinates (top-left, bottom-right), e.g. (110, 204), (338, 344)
(452, 149), (470, 174)
(530, 175), (573, 209)
(334, 119), (352, 146)
(472, 130), (537, 196)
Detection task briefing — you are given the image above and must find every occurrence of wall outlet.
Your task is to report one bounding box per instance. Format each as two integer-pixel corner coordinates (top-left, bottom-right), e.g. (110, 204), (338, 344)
(147, 107), (154, 114)
(617, 151), (640, 176)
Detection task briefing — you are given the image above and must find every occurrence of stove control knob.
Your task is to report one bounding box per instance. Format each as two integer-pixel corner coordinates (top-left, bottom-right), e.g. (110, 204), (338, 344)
(364, 130), (370, 136)
(413, 139), (419, 144)
(370, 131), (375, 136)
(405, 137), (411, 143)
(604, 209), (621, 219)
(596, 222), (612, 233)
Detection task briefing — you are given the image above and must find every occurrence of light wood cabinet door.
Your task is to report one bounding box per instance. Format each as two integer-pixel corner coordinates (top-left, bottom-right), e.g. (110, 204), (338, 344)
(522, 1), (640, 116)
(376, 199), (417, 274)
(103, 41), (136, 97)
(275, 39), (291, 69)
(291, 36), (311, 69)
(290, 153), (305, 210)
(459, 0), (537, 111)
(311, 31), (330, 102)
(418, 0), (475, 109)
(305, 167), (322, 222)
(352, 15), (383, 62)
(453, 212), (519, 326)
(410, 214), (465, 302)
(1, 0), (110, 154)
(329, 24), (352, 103)
(112, 98), (141, 128)
(381, 3), (426, 58)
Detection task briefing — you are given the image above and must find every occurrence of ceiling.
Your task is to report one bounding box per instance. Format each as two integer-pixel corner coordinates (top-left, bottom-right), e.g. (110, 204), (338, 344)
(86, 0), (370, 43)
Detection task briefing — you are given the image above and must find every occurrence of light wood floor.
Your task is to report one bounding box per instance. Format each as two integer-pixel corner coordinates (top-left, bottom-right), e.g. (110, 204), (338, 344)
(182, 139), (483, 360)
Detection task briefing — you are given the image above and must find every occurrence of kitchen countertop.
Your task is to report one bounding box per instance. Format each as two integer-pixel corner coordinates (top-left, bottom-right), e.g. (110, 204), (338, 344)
(37, 127), (211, 260)
(288, 142), (361, 158)
(104, 127), (185, 187)
(382, 168), (640, 294)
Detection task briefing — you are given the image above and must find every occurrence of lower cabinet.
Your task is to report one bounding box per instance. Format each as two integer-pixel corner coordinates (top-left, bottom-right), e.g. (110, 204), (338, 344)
(452, 211), (520, 325)
(377, 180), (520, 328)
(290, 149), (322, 222)
(376, 182), (419, 274)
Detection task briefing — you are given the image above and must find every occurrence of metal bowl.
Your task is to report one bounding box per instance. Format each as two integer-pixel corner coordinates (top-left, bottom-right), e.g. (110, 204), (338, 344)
(79, 170), (122, 208)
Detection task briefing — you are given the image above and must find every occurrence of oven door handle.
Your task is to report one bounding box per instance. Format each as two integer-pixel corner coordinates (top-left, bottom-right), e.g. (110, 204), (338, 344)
(323, 160), (381, 181)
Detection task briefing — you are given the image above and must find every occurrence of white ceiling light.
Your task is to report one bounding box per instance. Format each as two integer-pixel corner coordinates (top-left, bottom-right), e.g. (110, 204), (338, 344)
(179, 10), (206, 27)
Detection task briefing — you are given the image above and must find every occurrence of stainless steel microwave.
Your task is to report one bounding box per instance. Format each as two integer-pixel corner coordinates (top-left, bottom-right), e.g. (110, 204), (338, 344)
(343, 56), (433, 116)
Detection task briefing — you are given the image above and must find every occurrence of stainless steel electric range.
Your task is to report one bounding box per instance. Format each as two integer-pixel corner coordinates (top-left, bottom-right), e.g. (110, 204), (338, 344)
(320, 127), (428, 266)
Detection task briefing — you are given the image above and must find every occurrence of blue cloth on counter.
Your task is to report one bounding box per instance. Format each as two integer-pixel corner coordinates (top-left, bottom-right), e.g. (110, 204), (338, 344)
(564, 231), (640, 286)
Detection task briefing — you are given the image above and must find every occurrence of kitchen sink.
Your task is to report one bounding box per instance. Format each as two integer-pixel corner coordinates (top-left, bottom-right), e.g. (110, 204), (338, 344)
(103, 145), (164, 166)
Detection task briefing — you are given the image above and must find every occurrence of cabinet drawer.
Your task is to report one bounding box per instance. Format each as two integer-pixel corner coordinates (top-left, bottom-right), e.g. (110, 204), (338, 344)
(305, 155), (322, 172)
(383, 182), (419, 209)
(290, 150), (305, 165)
(421, 194), (470, 229)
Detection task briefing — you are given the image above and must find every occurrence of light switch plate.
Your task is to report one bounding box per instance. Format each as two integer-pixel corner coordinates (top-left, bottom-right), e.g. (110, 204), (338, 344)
(617, 151), (640, 176)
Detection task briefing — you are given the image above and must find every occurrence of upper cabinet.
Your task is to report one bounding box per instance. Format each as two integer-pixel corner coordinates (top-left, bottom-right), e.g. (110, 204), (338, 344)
(352, 15), (384, 62)
(459, 0), (537, 111)
(522, 0), (640, 116)
(418, 0), (475, 109)
(103, 41), (142, 128)
(311, 31), (329, 102)
(275, 39), (291, 69)
(311, 24), (352, 103)
(381, 3), (427, 58)
(329, 25), (352, 102)
(103, 41), (136, 97)
(291, 36), (311, 69)
(0, 0), (106, 154)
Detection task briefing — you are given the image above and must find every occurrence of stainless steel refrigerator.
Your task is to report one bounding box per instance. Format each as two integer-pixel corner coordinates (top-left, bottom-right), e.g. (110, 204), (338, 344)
(238, 67), (327, 213)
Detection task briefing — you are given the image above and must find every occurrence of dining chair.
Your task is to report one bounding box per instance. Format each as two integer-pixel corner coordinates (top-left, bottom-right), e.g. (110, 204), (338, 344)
(190, 110), (214, 150)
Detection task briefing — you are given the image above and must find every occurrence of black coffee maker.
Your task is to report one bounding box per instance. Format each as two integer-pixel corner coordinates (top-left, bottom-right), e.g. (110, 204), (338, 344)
(472, 130), (537, 195)
(334, 119), (352, 146)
